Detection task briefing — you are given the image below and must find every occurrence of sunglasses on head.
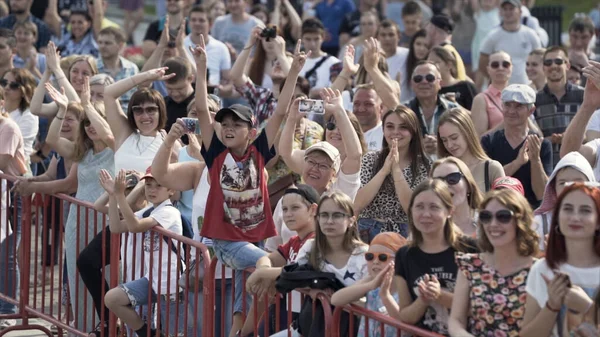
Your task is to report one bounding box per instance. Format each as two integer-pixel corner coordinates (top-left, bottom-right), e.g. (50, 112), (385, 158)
(490, 61), (511, 69)
(365, 252), (392, 262)
(412, 74), (436, 83)
(479, 209), (514, 225)
(543, 58), (565, 67)
(326, 122), (337, 131)
(0, 79), (21, 90)
(433, 172), (463, 185)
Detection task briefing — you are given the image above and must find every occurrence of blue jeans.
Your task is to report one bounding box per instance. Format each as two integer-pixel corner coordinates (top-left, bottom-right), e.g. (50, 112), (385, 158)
(212, 240), (266, 314)
(358, 218), (386, 244)
(120, 277), (186, 336)
(0, 192), (21, 314)
(188, 278), (234, 337)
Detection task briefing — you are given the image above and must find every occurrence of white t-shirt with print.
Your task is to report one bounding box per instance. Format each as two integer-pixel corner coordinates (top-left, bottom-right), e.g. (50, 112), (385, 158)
(525, 258), (600, 337)
(184, 35), (232, 85)
(295, 239), (368, 286)
(299, 55), (340, 91)
(137, 200), (183, 295)
(386, 47), (409, 91)
(264, 170), (361, 252)
(586, 109), (600, 132)
(363, 123), (383, 152)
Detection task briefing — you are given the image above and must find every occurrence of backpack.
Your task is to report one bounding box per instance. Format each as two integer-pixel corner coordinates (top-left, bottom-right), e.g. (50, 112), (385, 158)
(142, 205), (194, 269)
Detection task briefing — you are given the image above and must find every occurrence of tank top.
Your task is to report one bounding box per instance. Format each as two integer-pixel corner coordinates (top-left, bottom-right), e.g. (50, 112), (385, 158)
(191, 167), (232, 279)
(114, 131), (164, 172)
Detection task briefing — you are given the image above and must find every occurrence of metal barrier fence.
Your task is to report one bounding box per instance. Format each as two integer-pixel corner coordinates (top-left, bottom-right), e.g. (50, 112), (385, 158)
(0, 172), (444, 337)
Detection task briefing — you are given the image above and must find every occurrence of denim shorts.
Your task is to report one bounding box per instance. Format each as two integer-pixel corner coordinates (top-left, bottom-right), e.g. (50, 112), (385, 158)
(120, 277), (186, 335)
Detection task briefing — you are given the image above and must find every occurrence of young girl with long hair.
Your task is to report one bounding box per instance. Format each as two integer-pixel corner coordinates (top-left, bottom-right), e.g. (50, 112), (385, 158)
(430, 157), (483, 237)
(355, 105), (430, 240)
(382, 179), (478, 335)
(449, 189), (539, 337)
(521, 183), (600, 337)
(402, 29), (430, 102)
(428, 46), (477, 110)
(437, 108), (505, 192)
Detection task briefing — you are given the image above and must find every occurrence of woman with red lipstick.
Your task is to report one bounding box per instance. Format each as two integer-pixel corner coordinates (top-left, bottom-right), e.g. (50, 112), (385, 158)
(437, 108), (505, 192)
(448, 189), (538, 337)
(521, 182), (600, 337)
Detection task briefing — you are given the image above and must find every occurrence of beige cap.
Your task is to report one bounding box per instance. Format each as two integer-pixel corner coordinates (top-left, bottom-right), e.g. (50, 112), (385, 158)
(305, 142), (341, 173)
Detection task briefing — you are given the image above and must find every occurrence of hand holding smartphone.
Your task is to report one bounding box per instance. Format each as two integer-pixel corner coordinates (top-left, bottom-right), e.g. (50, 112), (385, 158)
(181, 118), (201, 135)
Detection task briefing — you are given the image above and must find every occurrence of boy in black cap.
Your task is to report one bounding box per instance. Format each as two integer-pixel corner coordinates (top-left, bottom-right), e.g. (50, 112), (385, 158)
(188, 37), (310, 334)
(425, 14), (468, 81)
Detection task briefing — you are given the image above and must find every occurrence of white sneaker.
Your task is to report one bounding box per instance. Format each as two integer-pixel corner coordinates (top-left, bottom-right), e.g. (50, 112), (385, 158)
(0, 319), (16, 330)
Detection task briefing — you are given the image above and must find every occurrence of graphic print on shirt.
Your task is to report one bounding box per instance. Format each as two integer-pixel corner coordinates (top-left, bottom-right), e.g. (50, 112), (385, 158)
(412, 268), (456, 335)
(220, 152), (265, 230)
(143, 231), (160, 252)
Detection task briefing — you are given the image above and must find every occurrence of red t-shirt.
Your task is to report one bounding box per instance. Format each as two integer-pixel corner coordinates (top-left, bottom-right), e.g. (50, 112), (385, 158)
(277, 232), (315, 263)
(200, 131), (277, 242)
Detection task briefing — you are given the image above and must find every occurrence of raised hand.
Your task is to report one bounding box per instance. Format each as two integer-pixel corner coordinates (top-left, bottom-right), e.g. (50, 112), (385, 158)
(158, 16), (171, 48)
(379, 265), (394, 297)
(542, 272), (570, 311)
(369, 263), (393, 290)
(290, 39), (311, 74)
(167, 119), (187, 146)
(320, 88), (344, 115)
(247, 26), (264, 48)
(99, 169), (116, 195)
(273, 35), (286, 57)
(114, 169), (127, 195)
(363, 37), (380, 71)
(176, 19), (186, 50)
(45, 41), (61, 73)
(288, 97), (307, 123)
(189, 34), (207, 67)
(45, 83), (68, 110)
(343, 44), (359, 75)
(80, 76), (91, 105)
(144, 67), (176, 82)
(582, 61), (600, 110)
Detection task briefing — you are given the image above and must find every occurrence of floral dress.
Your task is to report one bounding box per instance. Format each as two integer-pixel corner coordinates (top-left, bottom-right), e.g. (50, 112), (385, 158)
(357, 288), (400, 337)
(455, 253), (531, 337)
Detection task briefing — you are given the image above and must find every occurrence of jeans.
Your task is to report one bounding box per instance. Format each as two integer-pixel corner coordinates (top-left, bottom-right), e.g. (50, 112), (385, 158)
(357, 218), (386, 244)
(120, 277), (185, 336)
(188, 278), (234, 337)
(0, 192), (21, 314)
(77, 227), (112, 324)
(212, 240), (267, 314)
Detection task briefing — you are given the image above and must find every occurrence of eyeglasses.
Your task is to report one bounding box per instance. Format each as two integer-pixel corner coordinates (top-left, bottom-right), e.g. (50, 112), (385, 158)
(326, 122), (337, 131)
(479, 210), (514, 225)
(0, 79), (21, 90)
(305, 158), (332, 172)
(543, 58), (566, 67)
(365, 252), (393, 262)
(132, 105), (159, 116)
(318, 212), (349, 223)
(490, 61), (511, 69)
(433, 172), (463, 185)
(412, 74), (436, 83)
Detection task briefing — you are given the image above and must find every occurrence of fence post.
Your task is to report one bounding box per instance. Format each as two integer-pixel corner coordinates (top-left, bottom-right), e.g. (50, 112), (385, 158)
(531, 5), (563, 46)
(18, 195), (32, 325)
(109, 232), (121, 337)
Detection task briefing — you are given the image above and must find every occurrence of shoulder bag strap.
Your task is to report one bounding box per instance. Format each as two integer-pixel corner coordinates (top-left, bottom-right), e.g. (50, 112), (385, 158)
(484, 160), (491, 192)
(304, 56), (331, 81)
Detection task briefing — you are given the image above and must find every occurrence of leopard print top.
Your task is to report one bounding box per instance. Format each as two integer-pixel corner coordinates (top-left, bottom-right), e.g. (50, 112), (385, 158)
(358, 151), (430, 237)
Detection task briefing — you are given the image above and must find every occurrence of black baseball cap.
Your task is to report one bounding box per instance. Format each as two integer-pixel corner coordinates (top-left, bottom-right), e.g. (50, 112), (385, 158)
(214, 104), (257, 127)
(430, 14), (454, 34)
(284, 184), (321, 205)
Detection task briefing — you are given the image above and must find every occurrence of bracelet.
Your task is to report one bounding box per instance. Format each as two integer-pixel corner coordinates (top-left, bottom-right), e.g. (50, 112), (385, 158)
(546, 302), (560, 313)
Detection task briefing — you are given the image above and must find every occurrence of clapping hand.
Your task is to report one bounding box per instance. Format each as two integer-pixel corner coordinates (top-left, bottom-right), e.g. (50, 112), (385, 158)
(343, 44), (359, 75)
(99, 169), (116, 195)
(114, 169), (127, 195)
(417, 274), (441, 303)
(363, 37), (380, 71)
(45, 83), (68, 111)
(80, 76), (91, 105)
(45, 41), (61, 74)
(320, 87), (344, 115)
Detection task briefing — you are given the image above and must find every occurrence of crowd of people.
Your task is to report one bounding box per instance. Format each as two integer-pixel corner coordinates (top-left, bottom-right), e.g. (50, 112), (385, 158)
(0, 0), (600, 336)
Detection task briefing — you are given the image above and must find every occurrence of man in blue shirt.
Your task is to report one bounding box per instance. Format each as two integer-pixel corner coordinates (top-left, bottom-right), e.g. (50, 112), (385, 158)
(0, 0), (53, 51)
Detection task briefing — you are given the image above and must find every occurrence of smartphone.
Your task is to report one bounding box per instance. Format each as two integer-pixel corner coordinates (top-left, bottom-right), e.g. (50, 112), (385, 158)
(299, 99), (325, 115)
(181, 118), (201, 135)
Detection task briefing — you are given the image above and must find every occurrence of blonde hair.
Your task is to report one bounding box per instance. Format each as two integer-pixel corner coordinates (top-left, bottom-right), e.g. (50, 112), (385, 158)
(478, 189), (539, 257)
(72, 102), (107, 162)
(308, 192), (366, 270)
(437, 108), (490, 161)
(407, 179), (473, 251)
(431, 156), (483, 211)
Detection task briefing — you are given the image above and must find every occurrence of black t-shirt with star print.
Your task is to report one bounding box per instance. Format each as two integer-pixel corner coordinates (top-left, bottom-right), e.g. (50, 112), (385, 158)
(394, 236), (478, 335)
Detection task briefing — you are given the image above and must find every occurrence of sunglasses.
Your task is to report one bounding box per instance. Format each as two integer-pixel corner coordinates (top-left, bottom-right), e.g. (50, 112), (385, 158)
(132, 105), (159, 116)
(543, 58), (565, 67)
(433, 172), (463, 185)
(412, 74), (436, 83)
(479, 210), (514, 225)
(490, 61), (511, 69)
(326, 122), (337, 131)
(365, 252), (392, 262)
(0, 79), (21, 90)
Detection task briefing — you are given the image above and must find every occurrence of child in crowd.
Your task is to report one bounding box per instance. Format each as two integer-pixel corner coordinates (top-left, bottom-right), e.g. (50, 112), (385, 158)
(331, 232), (407, 337)
(190, 35), (308, 335)
(103, 168), (185, 337)
(242, 184), (320, 337)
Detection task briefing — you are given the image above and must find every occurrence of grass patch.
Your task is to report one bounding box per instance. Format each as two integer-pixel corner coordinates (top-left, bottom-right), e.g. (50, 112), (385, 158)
(533, 0), (596, 30)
